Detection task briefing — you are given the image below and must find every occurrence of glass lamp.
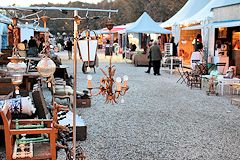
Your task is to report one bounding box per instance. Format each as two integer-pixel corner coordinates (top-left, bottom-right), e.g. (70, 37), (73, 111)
(7, 55), (27, 95)
(37, 56), (56, 78)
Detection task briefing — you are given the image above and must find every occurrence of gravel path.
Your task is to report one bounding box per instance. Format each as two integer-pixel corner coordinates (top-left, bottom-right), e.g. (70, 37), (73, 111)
(1, 51), (240, 160)
(61, 56), (240, 160)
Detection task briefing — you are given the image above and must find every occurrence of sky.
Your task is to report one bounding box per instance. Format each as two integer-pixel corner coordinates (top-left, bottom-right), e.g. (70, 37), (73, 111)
(1, 0), (103, 7)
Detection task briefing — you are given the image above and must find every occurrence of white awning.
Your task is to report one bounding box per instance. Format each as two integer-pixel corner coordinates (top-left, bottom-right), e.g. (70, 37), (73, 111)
(207, 20), (240, 28)
(182, 25), (203, 30)
(161, 0), (210, 27)
(181, 0), (240, 25)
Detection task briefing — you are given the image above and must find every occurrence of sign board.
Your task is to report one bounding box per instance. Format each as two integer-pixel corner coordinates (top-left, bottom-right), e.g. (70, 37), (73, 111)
(164, 43), (173, 56)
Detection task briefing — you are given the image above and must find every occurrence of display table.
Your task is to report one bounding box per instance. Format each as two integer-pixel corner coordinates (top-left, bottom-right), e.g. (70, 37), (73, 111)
(217, 75), (240, 95)
(213, 56), (229, 74)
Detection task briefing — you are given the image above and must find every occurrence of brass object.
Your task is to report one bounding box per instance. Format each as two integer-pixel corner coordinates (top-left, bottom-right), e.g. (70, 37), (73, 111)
(12, 17), (18, 26)
(40, 16), (50, 28)
(87, 58), (129, 104)
(106, 18), (114, 31)
(74, 15), (81, 25)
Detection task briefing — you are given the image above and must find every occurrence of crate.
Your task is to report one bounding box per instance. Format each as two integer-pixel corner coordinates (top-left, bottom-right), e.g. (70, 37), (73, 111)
(76, 98), (91, 108)
(76, 125), (87, 141)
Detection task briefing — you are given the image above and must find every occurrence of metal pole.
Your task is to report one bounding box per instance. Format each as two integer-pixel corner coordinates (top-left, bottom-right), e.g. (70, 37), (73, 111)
(73, 10), (78, 160)
(0, 6), (118, 13)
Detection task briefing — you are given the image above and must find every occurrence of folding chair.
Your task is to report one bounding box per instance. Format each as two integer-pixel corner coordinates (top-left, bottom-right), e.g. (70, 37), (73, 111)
(176, 66), (188, 84)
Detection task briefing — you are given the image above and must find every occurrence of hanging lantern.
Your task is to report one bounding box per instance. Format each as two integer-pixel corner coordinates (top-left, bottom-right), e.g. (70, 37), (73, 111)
(7, 56), (26, 85)
(7, 56), (27, 94)
(37, 56), (56, 78)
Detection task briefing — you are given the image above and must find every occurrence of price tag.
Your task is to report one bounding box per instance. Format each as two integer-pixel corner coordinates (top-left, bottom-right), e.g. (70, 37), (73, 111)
(15, 90), (20, 95)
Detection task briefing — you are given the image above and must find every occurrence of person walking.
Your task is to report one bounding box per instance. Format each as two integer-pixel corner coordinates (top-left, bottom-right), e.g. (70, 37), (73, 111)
(149, 40), (162, 75)
(105, 39), (111, 56)
(145, 40), (153, 73)
(170, 36), (178, 56)
(66, 38), (73, 60)
(27, 36), (38, 57)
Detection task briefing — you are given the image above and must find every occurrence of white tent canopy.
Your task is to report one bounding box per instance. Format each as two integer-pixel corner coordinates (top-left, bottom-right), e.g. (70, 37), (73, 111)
(161, 0), (210, 28)
(182, 25), (204, 30)
(123, 12), (171, 34)
(181, 0), (240, 26)
(0, 14), (11, 24)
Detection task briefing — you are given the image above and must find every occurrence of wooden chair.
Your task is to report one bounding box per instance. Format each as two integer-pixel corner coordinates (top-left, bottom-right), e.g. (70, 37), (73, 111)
(176, 66), (188, 84)
(32, 84), (50, 119)
(0, 104), (57, 160)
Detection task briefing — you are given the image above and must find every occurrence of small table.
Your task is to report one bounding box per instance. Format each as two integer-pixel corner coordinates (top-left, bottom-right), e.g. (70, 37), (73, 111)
(217, 75), (240, 95)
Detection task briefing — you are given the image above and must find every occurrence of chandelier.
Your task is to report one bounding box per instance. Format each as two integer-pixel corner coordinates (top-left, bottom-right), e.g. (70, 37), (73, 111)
(87, 58), (129, 104)
(85, 15), (128, 104)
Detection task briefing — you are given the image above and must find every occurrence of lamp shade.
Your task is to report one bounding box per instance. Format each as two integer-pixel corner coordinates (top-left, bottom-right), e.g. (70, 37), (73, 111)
(78, 40), (98, 62)
(37, 56), (56, 77)
(7, 56), (27, 85)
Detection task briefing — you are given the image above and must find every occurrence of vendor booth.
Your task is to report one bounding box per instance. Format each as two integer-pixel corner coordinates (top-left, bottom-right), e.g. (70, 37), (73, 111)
(208, 1), (240, 74)
(161, 0), (210, 64)
(120, 12), (171, 65)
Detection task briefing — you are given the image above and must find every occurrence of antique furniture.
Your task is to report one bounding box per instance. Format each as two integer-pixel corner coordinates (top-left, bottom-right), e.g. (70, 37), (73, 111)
(132, 52), (149, 67)
(217, 75), (240, 96)
(52, 78), (74, 107)
(0, 104), (57, 160)
(32, 84), (50, 119)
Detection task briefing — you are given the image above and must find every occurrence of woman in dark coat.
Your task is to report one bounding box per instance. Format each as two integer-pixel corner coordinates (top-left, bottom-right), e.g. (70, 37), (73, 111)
(170, 36), (178, 56)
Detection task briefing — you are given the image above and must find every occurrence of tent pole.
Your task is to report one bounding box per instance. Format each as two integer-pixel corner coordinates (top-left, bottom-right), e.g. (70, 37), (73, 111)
(73, 10), (78, 160)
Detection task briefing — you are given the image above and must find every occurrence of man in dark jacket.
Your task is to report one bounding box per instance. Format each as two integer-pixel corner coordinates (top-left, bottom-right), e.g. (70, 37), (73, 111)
(66, 38), (73, 60)
(27, 36), (38, 57)
(149, 41), (162, 75)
